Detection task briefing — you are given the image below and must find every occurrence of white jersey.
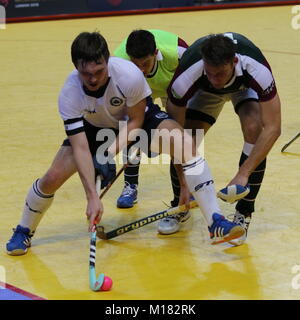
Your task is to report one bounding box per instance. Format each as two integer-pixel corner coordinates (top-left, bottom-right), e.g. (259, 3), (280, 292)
(58, 57), (152, 135)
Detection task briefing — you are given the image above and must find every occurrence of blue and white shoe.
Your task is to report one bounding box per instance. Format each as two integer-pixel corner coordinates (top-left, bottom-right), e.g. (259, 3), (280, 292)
(117, 182), (138, 208)
(6, 225), (32, 256)
(208, 213), (245, 245)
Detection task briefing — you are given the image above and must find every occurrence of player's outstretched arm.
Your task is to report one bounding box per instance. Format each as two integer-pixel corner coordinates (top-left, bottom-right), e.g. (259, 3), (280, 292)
(69, 132), (103, 230)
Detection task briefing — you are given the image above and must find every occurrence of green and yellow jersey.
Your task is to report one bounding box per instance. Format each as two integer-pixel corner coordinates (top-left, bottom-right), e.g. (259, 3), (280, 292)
(114, 29), (188, 100)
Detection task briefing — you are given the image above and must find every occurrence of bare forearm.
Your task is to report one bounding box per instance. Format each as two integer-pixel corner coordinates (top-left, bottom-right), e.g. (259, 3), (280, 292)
(69, 132), (103, 228)
(72, 145), (98, 199)
(240, 95), (281, 177)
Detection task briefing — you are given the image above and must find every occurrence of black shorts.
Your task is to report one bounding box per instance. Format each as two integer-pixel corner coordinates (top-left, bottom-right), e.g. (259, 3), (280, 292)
(62, 102), (172, 157)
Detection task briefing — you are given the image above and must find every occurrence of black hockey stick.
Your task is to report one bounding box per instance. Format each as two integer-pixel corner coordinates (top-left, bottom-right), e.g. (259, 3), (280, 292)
(96, 200), (198, 240)
(281, 132), (300, 152)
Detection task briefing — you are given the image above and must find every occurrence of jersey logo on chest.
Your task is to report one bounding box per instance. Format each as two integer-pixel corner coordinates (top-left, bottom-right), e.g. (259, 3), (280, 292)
(110, 97), (124, 106)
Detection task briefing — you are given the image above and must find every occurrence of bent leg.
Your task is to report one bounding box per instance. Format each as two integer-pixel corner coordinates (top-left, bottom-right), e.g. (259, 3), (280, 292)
(168, 90), (224, 206)
(20, 146), (77, 234)
(169, 116), (212, 207)
(152, 119), (220, 226)
(236, 100), (265, 216)
(152, 118), (244, 243)
(7, 146), (77, 255)
(39, 145), (77, 194)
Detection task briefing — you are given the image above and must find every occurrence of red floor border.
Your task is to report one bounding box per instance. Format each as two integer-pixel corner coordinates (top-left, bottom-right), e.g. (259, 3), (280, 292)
(0, 281), (46, 300)
(6, 1), (300, 24)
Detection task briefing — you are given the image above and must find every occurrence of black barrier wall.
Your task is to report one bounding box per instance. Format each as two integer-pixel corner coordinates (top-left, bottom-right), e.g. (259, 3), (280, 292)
(2, 0), (194, 18)
(87, 0), (193, 11)
(2, 0), (299, 20)
(3, 0), (88, 18)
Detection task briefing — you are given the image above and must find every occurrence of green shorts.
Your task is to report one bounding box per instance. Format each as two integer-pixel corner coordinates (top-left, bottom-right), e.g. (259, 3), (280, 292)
(186, 88), (259, 125)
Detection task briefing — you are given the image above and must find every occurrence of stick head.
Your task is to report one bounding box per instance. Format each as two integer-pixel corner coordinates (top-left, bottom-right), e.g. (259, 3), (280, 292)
(89, 271), (105, 292)
(96, 225), (107, 240)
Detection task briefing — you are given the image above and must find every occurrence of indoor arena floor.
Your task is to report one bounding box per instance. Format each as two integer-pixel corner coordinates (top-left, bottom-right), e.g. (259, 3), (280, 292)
(0, 4), (299, 300)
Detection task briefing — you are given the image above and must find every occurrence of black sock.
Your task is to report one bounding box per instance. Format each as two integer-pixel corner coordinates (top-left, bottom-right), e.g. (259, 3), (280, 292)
(123, 150), (141, 185)
(170, 160), (180, 207)
(236, 152), (266, 216)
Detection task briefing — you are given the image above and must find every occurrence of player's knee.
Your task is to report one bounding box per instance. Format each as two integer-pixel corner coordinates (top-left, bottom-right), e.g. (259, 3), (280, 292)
(239, 105), (263, 142)
(242, 121), (262, 143)
(40, 168), (65, 193)
(238, 102), (262, 138)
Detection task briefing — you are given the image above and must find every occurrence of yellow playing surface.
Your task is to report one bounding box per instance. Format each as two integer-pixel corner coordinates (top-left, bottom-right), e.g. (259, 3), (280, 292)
(0, 4), (299, 300)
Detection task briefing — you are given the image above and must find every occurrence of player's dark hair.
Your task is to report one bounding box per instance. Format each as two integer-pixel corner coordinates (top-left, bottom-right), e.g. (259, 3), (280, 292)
(71, 32), (110, 67)
(200, 34), (236, 66)
(126, 30), (156, 59)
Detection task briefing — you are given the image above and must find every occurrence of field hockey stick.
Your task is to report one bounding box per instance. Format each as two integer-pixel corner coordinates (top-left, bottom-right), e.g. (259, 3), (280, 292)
(98, 163), (127, 200)
(281, 132), (300, 152)
(96, 199), (198, 240)
(89, 175), (106, 291)
(86, 163), (124, 222)
(89, 149), (140, 291)
(89, 228), (105, 291)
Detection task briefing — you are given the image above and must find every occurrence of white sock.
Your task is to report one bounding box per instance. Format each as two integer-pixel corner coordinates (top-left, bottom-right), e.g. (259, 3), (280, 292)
(20, 179), (54, 235)
(183, 156), (222, 227)
(243, 142), (254, 156)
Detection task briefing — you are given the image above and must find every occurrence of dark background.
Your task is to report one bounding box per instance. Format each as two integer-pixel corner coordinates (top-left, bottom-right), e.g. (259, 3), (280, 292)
(1, 0), (298, 19)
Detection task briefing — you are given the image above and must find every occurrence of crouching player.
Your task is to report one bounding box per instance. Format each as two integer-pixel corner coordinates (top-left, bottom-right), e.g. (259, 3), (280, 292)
(6, 32), (245, 256)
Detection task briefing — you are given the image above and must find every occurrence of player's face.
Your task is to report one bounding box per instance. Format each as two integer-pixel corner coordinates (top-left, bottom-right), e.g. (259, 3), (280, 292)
(77, 59), (109, 91)
(204, 60), (236, 89)
(130, 53), (156, 76)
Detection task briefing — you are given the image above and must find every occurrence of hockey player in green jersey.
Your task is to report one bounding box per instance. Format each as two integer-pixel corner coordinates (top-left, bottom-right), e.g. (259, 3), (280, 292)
(114, 29), (190, 221)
